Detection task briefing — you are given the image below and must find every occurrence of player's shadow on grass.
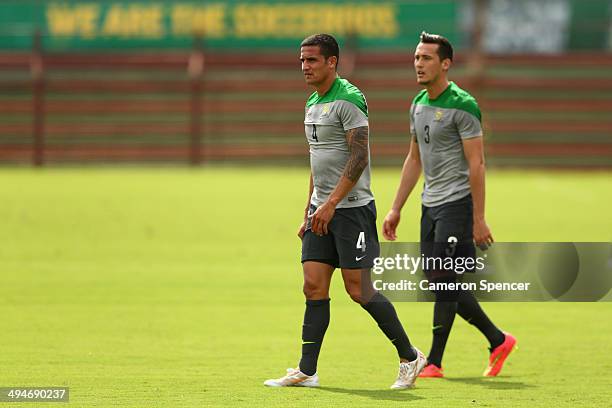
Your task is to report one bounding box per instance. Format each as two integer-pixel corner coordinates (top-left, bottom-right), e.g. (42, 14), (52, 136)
(443, 376), (535, 390)
(315, 386), (425, 401)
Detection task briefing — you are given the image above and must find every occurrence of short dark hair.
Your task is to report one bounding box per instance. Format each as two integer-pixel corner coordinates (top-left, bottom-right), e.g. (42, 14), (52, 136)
(419, 31), (453, 62)
(301, 33), (340, 62)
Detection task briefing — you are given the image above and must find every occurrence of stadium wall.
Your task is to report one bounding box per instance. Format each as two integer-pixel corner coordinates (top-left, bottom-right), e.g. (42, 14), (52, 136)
(0, 0), (611, 167)
(0, 50), (611, 168)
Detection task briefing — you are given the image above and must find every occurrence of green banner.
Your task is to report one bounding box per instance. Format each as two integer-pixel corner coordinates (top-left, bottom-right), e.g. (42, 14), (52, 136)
(0, 0), (459, 51)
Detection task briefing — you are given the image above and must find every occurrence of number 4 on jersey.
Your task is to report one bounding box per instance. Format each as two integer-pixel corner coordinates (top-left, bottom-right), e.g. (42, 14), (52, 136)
(311, 124), (318, 142)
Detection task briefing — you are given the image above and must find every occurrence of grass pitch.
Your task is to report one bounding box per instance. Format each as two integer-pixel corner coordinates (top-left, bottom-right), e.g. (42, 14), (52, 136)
(0, 167), (611, 407)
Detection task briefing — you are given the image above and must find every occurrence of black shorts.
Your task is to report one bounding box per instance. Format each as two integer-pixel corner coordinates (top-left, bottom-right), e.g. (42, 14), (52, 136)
(301, 200), (380, 269)
(420, 194), (476, 278)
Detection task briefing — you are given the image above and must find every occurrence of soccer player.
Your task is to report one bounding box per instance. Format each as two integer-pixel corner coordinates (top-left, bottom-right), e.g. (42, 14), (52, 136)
(382, 32), (516, 378)
(264, 34), (426, 389)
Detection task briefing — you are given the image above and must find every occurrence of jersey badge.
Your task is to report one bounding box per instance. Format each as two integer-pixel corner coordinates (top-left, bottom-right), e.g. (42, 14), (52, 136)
(321, 103), (331, 116)
(434, 110), (444, 121)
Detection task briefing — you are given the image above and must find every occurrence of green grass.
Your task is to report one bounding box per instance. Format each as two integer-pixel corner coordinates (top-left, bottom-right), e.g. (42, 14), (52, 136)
(0, 167), (611, 407)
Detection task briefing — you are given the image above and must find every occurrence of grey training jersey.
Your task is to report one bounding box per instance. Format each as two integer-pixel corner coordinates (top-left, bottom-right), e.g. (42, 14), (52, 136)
(305, 77), (374, 209)
(410, 82), (483, 207)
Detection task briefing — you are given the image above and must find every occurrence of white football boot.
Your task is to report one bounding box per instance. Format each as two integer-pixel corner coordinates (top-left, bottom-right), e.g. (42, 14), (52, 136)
(390, 348), (427, 389)
(264, 368), (320, 387)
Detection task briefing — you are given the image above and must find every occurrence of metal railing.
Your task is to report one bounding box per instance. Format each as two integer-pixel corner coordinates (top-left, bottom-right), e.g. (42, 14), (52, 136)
(1, 39), (611, 168)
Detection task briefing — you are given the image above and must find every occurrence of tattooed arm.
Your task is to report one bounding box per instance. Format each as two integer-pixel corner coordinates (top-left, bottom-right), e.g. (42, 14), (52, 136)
(310, 126), (369, 235)
(342, 126), (370, 182)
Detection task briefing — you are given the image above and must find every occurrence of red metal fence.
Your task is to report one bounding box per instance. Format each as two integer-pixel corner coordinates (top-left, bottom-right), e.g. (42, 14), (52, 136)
(0, 50), (611, 167)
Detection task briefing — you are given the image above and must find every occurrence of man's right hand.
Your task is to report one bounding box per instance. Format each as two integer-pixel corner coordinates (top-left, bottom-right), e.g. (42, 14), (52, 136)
(382, 209), (401, 241)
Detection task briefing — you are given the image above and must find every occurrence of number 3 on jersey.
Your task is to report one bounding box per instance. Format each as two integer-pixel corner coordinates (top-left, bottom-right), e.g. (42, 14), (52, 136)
(356, 231), (366, 251)
(424, 125), (430, 143)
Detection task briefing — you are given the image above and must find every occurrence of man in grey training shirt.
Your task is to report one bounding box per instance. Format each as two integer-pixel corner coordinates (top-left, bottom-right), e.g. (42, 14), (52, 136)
(265, 33), (425, 389)
(383, 32), (516, 378)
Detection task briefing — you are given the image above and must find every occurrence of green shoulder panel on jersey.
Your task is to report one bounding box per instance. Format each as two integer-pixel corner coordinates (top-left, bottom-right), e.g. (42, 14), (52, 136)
(412, 89), (428, 106)
(412, 82), (481, 122)
(306, 77), (368, 116)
